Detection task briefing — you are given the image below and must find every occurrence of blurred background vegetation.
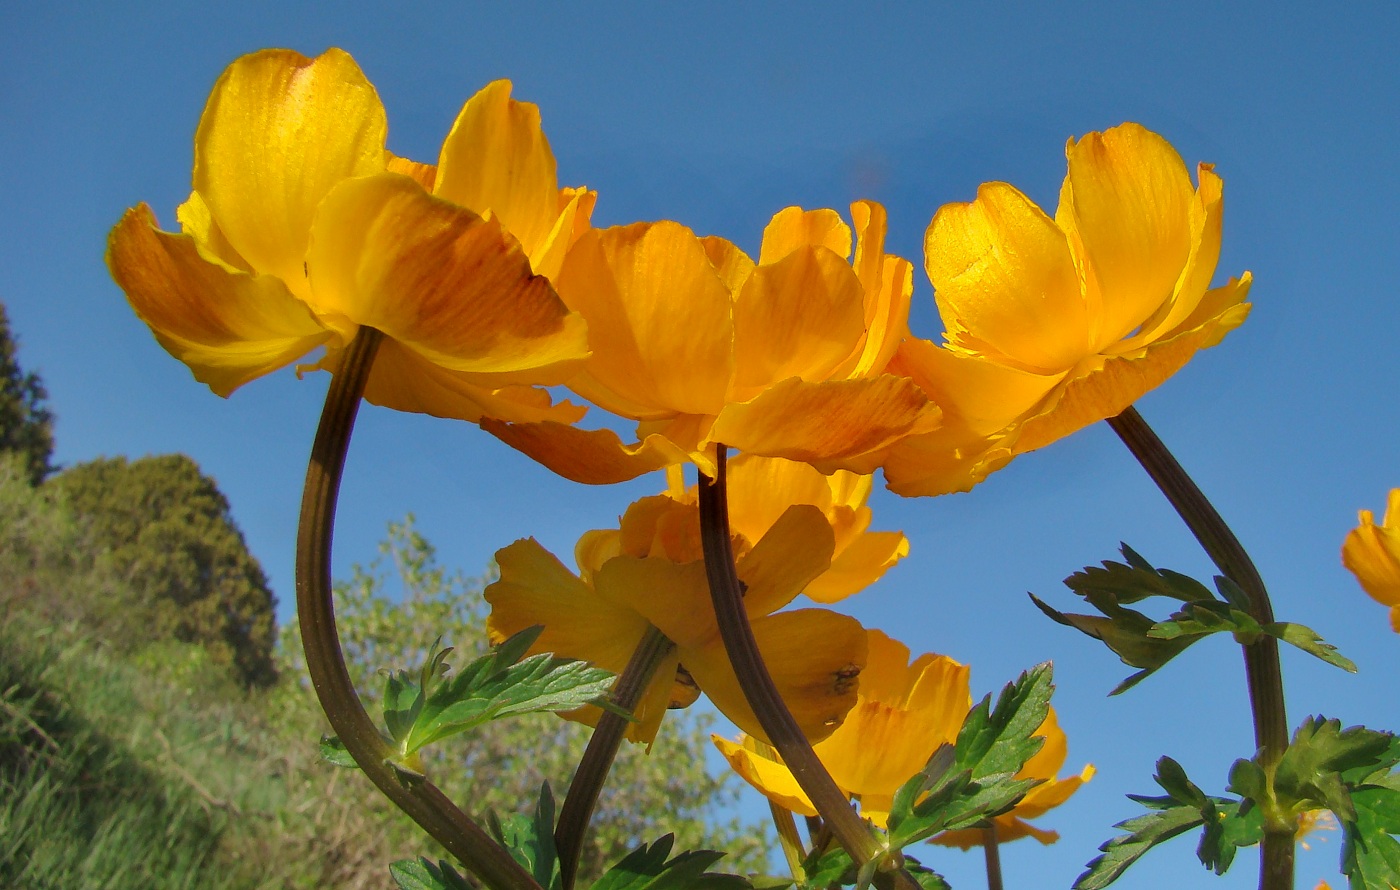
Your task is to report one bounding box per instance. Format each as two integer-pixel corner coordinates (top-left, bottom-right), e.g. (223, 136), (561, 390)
(0, 300), (765, 889)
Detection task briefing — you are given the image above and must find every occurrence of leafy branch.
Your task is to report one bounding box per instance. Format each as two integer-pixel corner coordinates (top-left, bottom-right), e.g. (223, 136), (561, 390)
(1032, 544), (1354, 694)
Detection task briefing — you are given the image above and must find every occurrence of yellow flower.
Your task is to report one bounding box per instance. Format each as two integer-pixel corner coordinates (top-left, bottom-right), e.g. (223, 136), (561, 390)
(660, 454), (907, 604)
(881, 123), (1252, 496)
(482, 202), (942, 483)
(1341, 488), (1400, 632)
(715, 630), (1092, 844)
(107, 48), (592, 423)
(484, 494), (867, 745)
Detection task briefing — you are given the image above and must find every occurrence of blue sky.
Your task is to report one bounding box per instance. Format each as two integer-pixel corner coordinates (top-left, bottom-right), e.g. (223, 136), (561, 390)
(3, 2), (1398, 887)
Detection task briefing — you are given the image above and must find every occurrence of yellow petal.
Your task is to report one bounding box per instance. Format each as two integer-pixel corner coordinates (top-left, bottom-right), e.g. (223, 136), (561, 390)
(479, 420), (688, 485)
(758, 206), (852, 264)
(926, 181), (1089, 372)
(305, 173), (588, 380)
(892, 337), (1062, 437)
(733, 505), (836, 618)
(806, 531), (908, 604)
(730, 246), (868, 398)
(106, 204), (330, 396)
(879, 424), (1016, 499)
(434, 80), (559, 261)
(484, 538), (650, 672)
(840, 200), (913, 378)
(710, 376), (941, 469)
(687, 609), (866, 744)
(193, 48), (387, 299)
(1061, 123), (1196, 347)
(1013, 765), (1095, 820)
(713, 735), (819, 817)
(556, 223), (735, 420)
(328, 337), (587, 423)
(528, 187), (597, 282)
(575, 528), (621, 583)
(723, 453), (835, 545)
(1013, 277), (1251, 454)
(1342, 499), (1400, 610)
(592, 556), (718, 652)
(700, 235), (757, 293)
(176, 191), (252, 272)
(1021, 707), (1069, 778)
(385, 152), (438, 191)
(931, 817), (1060, 849)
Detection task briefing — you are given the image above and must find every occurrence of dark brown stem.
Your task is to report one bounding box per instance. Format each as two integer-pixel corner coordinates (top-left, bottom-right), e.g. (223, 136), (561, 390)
(982, 825), (1003, 890)
(556, 626), (674, 890)
(1107, 406), (1291, 890)
(296, 328), (540, 890)
(697, 446), (918, 890)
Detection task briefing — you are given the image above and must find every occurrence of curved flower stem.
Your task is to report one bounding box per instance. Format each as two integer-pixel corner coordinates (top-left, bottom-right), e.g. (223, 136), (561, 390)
(982, 825), (1003, 890)
(556, 625), (675, 890)
(296, 328), (541, 890)
(1107, 406), (1292, 889)
(698, 446), (918, 890)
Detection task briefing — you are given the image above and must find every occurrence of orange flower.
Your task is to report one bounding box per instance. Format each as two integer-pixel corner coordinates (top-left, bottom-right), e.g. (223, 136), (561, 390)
(482, 202), (941, 483)
(882, 123), (1251, 496)
(715, 630), (1092, 844)
(1341, 488), (1400, 632)
(485, 494), (867, 745)
(108, 48), (592, 423)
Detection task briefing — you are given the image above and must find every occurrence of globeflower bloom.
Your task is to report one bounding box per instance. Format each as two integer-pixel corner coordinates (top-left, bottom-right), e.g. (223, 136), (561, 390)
(484, 494), (867, 745)
(714, 630), (1092, 844)
(482, 202), (942, 483)
(882, 123), (1252, 496)
(107, 48), (592, 423)
(1341, 488), (1400, 632)
(661, 454), (907, 604)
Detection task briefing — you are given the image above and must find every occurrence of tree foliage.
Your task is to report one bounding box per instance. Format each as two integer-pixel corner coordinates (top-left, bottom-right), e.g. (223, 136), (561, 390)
(0, 301), (54, 486)
(49, 454), (278, 688)
(278, 517), (769, 882)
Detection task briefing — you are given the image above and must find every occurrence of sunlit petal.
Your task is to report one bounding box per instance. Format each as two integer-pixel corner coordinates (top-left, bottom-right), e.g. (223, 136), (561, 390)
(480, 420), (687, 484)
(193, 48), (387, 299)
(107, 205), (330, 396)
(758, 206), (852, 264)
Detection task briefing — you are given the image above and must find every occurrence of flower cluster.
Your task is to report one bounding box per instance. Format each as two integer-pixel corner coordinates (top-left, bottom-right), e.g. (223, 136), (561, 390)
(107, 46), (1258, 861)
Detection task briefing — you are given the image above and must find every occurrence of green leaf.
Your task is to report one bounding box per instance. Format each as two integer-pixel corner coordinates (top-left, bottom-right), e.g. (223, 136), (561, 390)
(1063, 544), (1215, 606)
(885, 665), (1051, 847)
(384, 667), (425, 743)
(1076, 757), (1259, 889)
(319, 734), (359, 769)
(1342, 784), (1400, 889)
(1274, 717), (1397, 822)
(486, 783), (561, 890)
(1029, 592), (1196, 695)
(900, 855), (951, 890)
(390, 857), (474, 890)
(1263, 623), (1358, 673)
(587, 836), (750, 890)
(796, 846), (855, 890)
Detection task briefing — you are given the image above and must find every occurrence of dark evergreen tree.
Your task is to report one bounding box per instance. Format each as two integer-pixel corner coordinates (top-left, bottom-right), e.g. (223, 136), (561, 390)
(51, 455), (278, 688)
(0, 302), (55, 486)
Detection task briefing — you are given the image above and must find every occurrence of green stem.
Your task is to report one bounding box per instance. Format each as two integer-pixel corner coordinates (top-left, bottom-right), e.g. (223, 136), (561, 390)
(296, 328), (540, 890)
(697, 446), (918, 890)
(1107, 406), (1291, 890)
(982, 824), (1003, 890)
(556, 626), (675, 890)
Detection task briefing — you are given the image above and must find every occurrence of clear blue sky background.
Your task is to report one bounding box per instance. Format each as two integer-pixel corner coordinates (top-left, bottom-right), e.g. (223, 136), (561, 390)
(3, 3), (1397, 887)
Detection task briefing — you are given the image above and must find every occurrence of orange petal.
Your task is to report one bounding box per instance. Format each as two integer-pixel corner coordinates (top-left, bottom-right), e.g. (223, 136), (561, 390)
(592, 555), (718, 652)
(433, 80), (560, 261)
(326, 337), (586, 423)
(1013, 765), (1095, 820)
(480, 420), (687, 484)
(710, 376), (941, 469)
(1062, 123), (1197, 347)
(892, 337), (1062, 437)
(485, 539), (651, 673)
(758, 206), (852, 264)
(385, 152), (438, 191)
(305, 173), (588, 380)
(556, 223), (735, 420)
(806, 531), (908, 603)
(1342, 500), (1400, 610)
(879, 424), (1016, 499)
(730, 246), (867, 398)
(106, 204), (330, 396)
(926, 182), (1089, 372)
(700, 235), (757, 293)
(1013, 277), (1251, 454)
(932, 817), (1060, 849)
(193, 48), (387, 299)
(841, 200), (913, 377)
(687, 609), (866, 744)
(733, 505), (835, 618)
(528, 187), (597, 282)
